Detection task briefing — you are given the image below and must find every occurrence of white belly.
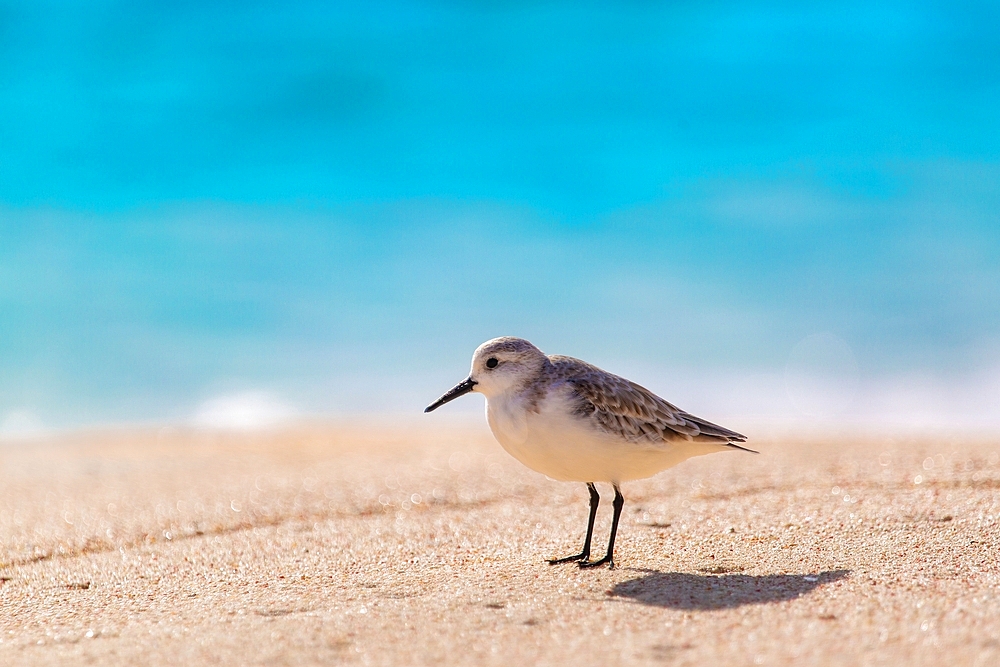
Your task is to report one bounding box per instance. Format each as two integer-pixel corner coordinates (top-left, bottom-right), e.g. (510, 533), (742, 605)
(485, 394), (728, 483)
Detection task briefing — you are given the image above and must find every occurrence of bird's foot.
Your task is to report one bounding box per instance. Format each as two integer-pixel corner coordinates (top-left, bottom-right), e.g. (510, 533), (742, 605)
(578, 555), (615, 570)
(548, 551), (590, 565)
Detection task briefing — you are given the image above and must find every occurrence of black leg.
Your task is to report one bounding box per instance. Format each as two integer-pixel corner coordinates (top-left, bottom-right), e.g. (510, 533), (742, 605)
(579, 484), (624, 569)
(548, 482), (600, 564)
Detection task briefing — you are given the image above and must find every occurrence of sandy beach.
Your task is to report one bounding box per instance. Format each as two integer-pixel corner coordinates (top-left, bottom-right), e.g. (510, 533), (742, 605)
(1, 420), (998, 666)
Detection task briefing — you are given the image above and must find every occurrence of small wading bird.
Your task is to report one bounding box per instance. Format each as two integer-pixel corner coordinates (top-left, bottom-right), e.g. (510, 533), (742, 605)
(425, 337), (755, 569)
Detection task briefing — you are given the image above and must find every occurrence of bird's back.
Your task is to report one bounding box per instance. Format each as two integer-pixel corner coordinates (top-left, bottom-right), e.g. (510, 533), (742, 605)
(543, 355), (751, 450)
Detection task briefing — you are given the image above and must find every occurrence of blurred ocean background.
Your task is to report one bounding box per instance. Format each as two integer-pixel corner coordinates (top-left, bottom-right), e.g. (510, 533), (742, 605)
(1, 1), (999, 435)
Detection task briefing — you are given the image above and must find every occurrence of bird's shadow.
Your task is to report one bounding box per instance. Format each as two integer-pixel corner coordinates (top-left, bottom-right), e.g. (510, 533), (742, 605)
(609, 569), (850, 610)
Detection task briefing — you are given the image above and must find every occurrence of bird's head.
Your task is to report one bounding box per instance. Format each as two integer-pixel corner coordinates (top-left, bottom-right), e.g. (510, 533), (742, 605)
(424, 337), (548, 412)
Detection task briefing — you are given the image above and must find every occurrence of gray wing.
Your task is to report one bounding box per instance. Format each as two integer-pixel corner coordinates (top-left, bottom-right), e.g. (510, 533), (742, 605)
(549, 356), (753, 451)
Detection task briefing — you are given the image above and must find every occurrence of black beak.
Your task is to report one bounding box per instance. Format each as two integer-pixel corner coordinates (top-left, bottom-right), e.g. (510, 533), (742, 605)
(424, 377), (478, 413)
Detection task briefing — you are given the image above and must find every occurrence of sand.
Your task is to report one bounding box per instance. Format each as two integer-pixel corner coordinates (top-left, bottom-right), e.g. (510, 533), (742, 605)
(1, 419), (999, 666)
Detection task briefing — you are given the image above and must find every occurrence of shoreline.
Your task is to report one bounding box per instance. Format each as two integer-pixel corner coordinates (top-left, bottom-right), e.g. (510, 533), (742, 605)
(2, 423), (998, 665)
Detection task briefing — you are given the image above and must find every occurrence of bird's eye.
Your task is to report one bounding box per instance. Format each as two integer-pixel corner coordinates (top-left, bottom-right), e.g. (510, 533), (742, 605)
(486, 358), (499, 369)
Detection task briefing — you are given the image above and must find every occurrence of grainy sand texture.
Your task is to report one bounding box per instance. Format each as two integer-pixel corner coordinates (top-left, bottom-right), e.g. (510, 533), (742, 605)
(1, 420), (999, 666)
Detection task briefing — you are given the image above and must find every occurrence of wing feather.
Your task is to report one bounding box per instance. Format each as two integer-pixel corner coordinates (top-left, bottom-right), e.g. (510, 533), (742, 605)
(547, 355), (750, 449)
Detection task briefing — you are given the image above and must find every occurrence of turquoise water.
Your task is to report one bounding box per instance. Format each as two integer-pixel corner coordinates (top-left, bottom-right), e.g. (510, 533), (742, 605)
(1, 1), (998, 428)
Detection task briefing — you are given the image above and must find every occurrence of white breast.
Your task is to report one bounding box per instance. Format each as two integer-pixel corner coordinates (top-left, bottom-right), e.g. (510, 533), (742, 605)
(485, 392), (529, 446)
(486, 388), (727, 483)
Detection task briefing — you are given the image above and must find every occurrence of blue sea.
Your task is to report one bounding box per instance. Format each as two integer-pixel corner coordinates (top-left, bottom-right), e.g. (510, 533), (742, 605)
(1, 1), (999, 433)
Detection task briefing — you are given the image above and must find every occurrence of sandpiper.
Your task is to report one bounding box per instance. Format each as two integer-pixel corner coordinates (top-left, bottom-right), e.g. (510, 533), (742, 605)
(425, 337), (754, 569)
